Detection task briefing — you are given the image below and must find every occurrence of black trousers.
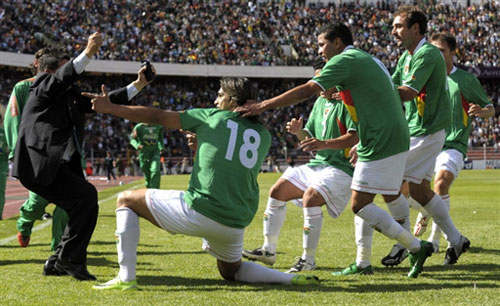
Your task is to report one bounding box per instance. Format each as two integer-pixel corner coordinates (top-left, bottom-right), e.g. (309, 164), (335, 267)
(20, 154), (98, 265)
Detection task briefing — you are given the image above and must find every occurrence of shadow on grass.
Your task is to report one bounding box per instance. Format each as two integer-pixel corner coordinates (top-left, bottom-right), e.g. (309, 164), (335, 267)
(90, 240), (159, 247)
(0, 243), (52, 249)
(88, 250), (206, 256)
(343, 281), (499, 293)
(468, 246), (500, 256)
(137, 274), (328, 292)
(0, 258), (46, 266)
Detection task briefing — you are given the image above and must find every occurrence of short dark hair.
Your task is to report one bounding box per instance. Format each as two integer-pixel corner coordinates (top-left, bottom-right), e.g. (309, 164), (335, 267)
(37, 54), (60, 72)
(395, 5), (427, 35)
(220, 77), (254, 107)
(430, 32), (457, 51)
(319, 23), (353, 46)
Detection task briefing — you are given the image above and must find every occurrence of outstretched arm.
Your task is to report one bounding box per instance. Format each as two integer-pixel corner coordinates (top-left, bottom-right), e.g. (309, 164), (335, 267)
(235, 81), (322, 117)
(83, 85), (181, 129)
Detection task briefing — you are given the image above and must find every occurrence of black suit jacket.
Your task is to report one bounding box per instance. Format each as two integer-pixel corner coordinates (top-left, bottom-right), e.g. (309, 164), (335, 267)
(13, 59), (129, 186)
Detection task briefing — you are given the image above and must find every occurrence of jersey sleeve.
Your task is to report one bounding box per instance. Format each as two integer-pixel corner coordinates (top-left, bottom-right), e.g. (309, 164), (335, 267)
(402, 51), (436, 92)
(4, 84), (24, 158)
(311, 55), (351, 92)
(179, 108), (213, 132)
(129, 125), (140, 149)
(463, 74), (492, 107)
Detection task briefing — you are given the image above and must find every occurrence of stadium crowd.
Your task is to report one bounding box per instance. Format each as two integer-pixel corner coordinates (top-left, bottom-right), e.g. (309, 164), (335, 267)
(1, 1), (499, 69)
(2, 67), (499, 161)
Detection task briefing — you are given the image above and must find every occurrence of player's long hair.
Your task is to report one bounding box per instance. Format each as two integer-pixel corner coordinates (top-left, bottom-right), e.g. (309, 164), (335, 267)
(220, 77), (261, 123)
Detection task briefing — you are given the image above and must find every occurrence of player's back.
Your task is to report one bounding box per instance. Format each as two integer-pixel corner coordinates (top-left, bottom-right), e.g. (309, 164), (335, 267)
(180, 108), (271, 229)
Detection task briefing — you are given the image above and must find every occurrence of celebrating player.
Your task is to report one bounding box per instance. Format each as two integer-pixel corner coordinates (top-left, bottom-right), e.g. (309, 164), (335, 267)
(84, 77), (320, 290)
(411, 32), (494, 252)
(242, 58), (358, 273)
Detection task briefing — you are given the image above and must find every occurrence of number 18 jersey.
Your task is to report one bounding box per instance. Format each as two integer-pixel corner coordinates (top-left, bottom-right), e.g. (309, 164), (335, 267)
(180, 108), (271, 229)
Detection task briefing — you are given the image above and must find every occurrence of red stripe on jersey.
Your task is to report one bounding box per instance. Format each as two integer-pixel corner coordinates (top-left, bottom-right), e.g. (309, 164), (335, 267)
(337, 117), (347, 135)
(340, 90), (354, 107)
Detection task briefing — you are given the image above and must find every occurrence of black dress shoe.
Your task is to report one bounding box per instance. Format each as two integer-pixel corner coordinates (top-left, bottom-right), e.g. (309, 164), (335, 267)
(43, 255), (68, 276)
(54, 259), (96, 281)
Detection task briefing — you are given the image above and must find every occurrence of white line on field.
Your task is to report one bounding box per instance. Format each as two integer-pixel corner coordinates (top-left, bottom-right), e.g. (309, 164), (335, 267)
(0, 183), (142, 245)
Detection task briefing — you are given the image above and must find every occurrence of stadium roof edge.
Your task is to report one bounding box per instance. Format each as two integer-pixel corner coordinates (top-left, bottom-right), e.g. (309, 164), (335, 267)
(0, 51), (314, 79)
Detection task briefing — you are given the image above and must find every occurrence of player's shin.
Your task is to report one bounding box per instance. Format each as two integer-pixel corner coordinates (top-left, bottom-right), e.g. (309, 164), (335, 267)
(115, 207), (140, 282)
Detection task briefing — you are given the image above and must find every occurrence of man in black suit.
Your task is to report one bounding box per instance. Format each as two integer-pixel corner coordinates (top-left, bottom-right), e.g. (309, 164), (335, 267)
(12, 32), (152, 280)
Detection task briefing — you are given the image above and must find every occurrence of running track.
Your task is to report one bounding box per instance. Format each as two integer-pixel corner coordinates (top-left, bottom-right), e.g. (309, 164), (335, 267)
(2, 176), (143, 219)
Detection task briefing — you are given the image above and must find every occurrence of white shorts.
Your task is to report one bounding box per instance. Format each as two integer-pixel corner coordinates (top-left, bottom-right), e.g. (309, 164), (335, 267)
(145, 189), (244, 263)
(351, 150), (408, 195)
(434, 149), (464, 179)
(404, 129), (445, 184)
(281, 164), (352, 218)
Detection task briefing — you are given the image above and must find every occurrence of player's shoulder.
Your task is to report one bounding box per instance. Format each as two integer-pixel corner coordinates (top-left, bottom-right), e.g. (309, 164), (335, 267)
(14, 77), (35, 88)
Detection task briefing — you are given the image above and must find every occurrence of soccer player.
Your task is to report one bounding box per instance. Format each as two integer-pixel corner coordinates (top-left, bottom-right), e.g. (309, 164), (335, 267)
(411, 33), (494, 252)
(375, 5), (470, 267)
(130, 122), (163, 188)
(3, 48), (68, 249)
(237, 23), (433, 278)
(242, 59), (358, 273)
(85, 77), (320, 290)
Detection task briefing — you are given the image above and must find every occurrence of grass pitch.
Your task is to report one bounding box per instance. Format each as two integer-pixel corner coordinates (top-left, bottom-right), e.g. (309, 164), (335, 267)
(1, 170), (499, 306)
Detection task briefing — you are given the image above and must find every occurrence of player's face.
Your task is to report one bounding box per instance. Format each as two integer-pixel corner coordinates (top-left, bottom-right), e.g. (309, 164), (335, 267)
(430, 39), (453, 68)
(392, 15), (416, 49)
(318, 33), (336, 61)
(214, 88), (234, 110)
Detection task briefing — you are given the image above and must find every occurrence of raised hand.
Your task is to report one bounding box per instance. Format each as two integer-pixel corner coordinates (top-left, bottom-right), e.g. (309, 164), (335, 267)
(81, 84), (111, 113)
(84, 32), (103, 58)
(286, 117), (304, 136)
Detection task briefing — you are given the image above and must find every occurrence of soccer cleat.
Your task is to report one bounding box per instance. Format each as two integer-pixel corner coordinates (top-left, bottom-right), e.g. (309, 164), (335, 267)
(290, 275), (320, 286)
(93, 277), (138, 290)
(286, 257), (316, 273)
(443, 236), (470, 265)
(331, 263), (374, 276)
(17, 232), (30, 247)
(413, 213), (431, 237)
(242, 247), (276, 265)
(381, 244), (409, 267)
(408, 240), (434, 278)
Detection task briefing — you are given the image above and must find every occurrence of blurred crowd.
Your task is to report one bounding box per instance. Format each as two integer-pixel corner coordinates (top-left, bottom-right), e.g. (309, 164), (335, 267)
(1, 1), (499, 69)
(1, 67), (499, 161)
(1, 0), (499, 162)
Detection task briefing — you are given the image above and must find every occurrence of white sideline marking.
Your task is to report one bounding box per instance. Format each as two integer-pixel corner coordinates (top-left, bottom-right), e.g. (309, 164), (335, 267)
(0, 184), (142, 246)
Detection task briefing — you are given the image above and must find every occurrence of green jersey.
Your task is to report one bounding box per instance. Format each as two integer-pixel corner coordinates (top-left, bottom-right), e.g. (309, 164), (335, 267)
(304, 97), (356, 176)
(3, 77), (35, 159)
(130, 123), (164, 159)
(0, 127), (8, 164)
(180, 108), (271, 229)
(444, 66), (492, 157)
(392, 39), (451, 136)
(311, 46), (409, 162)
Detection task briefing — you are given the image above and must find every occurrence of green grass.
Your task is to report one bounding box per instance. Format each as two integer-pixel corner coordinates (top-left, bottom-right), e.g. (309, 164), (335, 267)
(1, 170), (499, 306)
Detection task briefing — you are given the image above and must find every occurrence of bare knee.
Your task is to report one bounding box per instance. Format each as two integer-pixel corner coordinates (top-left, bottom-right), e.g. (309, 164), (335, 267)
(303, 188), (325, 207)
(116, 190), (135, 209)
(217, 260), (241, 281)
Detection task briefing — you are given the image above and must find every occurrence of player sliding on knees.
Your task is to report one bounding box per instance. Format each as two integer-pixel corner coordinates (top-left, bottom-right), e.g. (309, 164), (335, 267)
(83, 76), (319, 290)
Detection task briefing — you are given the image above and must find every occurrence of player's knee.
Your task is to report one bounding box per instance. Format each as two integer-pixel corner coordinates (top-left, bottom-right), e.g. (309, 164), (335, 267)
(116, 190), (135, 208)
(303, 188), (324, 207)
(269, 183), (283, 199)
(217, 260), (238, 281)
